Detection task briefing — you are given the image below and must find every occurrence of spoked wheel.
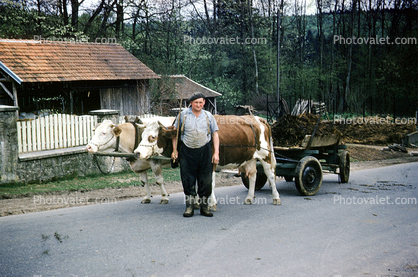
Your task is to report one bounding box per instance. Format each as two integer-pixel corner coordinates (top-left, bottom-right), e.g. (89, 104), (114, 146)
(339, 150), (350, 183)
(295, 156), (323, 196)
(241, 171), (268, 191)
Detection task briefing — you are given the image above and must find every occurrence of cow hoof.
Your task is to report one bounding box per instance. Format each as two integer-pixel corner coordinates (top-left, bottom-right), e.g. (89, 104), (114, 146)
(159, 199), (169, 204)
(209, 205), (217, 212)
(141, 198), (151, 204)
(273, 198), (282, 205)
(244, 198), (253, 205)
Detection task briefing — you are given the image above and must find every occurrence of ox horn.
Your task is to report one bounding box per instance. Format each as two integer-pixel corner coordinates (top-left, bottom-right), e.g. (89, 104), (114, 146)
(134, 116), (143, 124)
(158, 121), (167, 130)
(92, 123), (101, 131)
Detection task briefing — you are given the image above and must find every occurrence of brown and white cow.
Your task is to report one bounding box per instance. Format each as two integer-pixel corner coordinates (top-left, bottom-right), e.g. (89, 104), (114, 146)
(134, 115), (281, 210)
(86, 117), (174, 204)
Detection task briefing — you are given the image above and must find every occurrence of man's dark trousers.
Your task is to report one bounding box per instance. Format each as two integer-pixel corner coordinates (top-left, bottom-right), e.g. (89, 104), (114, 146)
(179, 142), (213, 198)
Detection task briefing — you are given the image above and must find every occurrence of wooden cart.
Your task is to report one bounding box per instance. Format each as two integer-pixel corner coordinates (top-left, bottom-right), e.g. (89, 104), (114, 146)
(241, 133), (350, 196)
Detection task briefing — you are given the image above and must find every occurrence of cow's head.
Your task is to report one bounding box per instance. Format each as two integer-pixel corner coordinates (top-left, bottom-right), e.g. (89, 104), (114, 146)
(134, 121), (177, 159)
(86, 120), (122, 153)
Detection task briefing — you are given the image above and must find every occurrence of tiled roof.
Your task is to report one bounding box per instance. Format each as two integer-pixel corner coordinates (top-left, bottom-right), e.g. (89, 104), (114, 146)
(0, 39), (159, 83)
(165, 75), (222, 99)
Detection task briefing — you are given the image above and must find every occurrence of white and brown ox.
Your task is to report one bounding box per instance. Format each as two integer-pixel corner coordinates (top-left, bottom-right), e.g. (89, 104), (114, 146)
(134, 115), (281, 210)
(86, 117), (174, 204)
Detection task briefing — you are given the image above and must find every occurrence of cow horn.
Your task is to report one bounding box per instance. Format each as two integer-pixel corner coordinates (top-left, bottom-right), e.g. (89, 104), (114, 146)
(92, 123), (101, 131)
(158, 121), (166, 130)
(134, 116), (143, 124)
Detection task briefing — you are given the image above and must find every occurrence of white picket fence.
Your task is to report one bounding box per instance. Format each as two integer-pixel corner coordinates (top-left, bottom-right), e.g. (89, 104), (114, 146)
(17, 113), (162, 154)
(17, 114), (98, 153)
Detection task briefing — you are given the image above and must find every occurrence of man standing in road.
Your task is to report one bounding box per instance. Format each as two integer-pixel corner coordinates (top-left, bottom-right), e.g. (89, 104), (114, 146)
(172, 93), (220, 217)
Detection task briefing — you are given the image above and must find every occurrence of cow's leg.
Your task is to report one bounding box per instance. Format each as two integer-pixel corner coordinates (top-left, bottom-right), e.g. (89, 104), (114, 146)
(150, 161), (169, 204)
(244, 171), (257, 204)
(242, 160), (257, 205)
(208, 172), (217, 211)
(139, 172), (152, 204)
(261, 161), (281, 205)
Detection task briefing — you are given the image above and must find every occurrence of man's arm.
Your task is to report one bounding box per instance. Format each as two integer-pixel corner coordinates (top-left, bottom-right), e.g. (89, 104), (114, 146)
(171, 136), (178, 160)
(212, 131), (219, 164)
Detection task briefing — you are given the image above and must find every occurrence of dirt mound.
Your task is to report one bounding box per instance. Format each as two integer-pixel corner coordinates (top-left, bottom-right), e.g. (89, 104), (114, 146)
(271, 114), (416, 147)
(334, 118), (415, 145)
(271, 114), (341, 147)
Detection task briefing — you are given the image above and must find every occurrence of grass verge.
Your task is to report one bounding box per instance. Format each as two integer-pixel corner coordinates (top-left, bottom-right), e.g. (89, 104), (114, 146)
(0, 168), (181, 199)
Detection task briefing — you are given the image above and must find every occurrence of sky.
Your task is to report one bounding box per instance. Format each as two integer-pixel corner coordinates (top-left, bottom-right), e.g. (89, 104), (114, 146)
(80, 0), (318, 17)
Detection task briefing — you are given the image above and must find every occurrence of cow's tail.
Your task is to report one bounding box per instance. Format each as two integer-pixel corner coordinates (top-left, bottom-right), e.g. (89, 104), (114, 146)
(259, 117), (276, 172)
(267, 123), (276, 172)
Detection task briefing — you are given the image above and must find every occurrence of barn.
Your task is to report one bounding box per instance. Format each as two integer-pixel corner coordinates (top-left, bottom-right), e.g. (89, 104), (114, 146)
(153, 75), (222, 115)
(0, 39), (159, 117)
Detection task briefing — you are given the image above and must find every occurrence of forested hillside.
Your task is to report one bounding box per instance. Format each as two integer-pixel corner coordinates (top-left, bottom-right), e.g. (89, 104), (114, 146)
(1, 0), (417, 116)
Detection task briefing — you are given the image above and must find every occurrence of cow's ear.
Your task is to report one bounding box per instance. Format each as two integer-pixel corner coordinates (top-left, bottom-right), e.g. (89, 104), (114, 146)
(113, 126), (122, 137)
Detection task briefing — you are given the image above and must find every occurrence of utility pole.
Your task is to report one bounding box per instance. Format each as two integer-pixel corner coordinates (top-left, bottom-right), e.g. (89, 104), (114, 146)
(277, 8), (281, 115)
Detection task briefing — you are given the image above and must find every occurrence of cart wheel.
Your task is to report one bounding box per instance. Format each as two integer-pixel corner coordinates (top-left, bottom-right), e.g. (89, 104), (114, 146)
(339, 150), (350, 183)
(295, 156), (323, 196)
(284, 175), (293, 182)
(241, 171), (267, 191)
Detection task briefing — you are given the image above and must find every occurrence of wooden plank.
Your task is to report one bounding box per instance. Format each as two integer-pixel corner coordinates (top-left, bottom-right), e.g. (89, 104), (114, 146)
(75, 116), (80, 146)
(273, 146), (305, 151)
(93, 152), (171, 160)
(70, 115), (75, 147)
(0, 81), (14, 100)
(12, 82), (18, 107)
(53, 114), (58, 149)
(300, 134), (340, 149)
(22, 121), (27, 153)
(61, 114), (66, 148)
(58, 114), (63, 148)
(17, 121), (22, 153)
(27, 120), (33, 152)
(66, 114), (71, 147)
(86, 116), (92, 142)
(46, 115), (51, 150)
(40, 117), (45, 150)
(83, 116), (88, 145)
(35, 119), (41, 151)
(93, 152), (136, 158)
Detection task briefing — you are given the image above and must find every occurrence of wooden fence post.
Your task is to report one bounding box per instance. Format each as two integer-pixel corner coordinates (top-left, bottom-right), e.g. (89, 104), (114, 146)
(0, 105), (19, 183)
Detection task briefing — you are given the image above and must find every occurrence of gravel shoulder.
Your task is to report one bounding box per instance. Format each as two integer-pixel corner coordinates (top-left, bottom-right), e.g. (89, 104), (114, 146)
(1, 144), (418, 217)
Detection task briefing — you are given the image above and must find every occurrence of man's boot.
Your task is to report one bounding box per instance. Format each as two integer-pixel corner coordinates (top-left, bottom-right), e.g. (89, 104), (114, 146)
(200, 197), (213, 217)
(183, 196), (194, 217)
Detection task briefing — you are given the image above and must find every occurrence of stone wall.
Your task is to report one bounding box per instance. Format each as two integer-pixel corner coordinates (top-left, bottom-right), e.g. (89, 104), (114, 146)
(0, 107), (130, 185)
(16, 147), (131, 184)
(0, 106), (19, 183)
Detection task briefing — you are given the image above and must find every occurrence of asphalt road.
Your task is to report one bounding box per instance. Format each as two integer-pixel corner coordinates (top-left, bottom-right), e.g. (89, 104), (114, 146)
(1, 162), (418, 277)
